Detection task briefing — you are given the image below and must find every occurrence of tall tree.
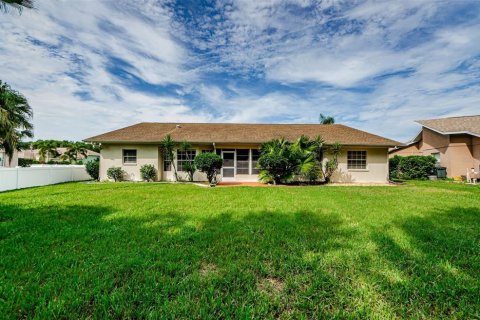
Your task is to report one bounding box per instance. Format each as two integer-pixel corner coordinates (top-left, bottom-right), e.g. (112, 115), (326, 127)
(0, 0), (34, 13)
(32, 140), (58, 163)
(64, 142), (88, 162)
(0, 81), (33, 164)
(159, 135), (178, 181)
(179, 140), (196, 182)
(319, 113), (335, 125)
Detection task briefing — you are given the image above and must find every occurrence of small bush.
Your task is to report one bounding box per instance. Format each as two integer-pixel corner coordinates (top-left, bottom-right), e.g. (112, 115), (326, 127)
(85, 158), (100, 181)
(390, 155), (437, 180)
(258, 153), (294, 184)
(194, 152), (223, 185)
(140, 164), (157, 182)
(107, 167), (124, 182)
(303, 163), (322, 184)
(18, 158), (34, 167)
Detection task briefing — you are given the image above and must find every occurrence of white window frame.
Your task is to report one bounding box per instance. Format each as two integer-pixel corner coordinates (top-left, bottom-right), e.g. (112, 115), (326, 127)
(177, 149), (196, 172)
(122, 149), (137, 165)
(251, 149), (260, 174)
(347, 150), (367, 170)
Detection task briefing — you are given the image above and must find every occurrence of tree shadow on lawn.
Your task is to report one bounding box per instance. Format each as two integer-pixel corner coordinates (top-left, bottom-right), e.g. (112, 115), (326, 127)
(1, 203), (479, 318)
(368, 206), (480, 318)
(1, 203), (359, 318)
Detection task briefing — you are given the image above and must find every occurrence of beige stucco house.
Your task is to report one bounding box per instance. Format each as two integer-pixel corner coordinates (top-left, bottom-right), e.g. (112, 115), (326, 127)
(85, 122), (402, 183)
(0, 149), (18, 167)
(389, 115), (480, 178)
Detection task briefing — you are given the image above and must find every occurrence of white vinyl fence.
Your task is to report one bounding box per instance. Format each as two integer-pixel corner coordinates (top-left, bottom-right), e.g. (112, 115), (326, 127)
(0, 165), (91, 192)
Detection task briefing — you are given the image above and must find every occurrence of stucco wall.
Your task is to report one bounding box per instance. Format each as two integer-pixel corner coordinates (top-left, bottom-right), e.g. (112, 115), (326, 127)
(473, 137), (480, 172)
(100, 144), (390, 183)
(100, 144), (160, 181)
(419, 128), (449, 168)
(445, 134), (475, 178)
(389, 143), (421, 157)
(331, 147), (389, 183)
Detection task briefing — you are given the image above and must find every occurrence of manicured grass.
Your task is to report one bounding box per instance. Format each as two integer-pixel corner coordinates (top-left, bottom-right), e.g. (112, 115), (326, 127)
(1, 181), (479, 318)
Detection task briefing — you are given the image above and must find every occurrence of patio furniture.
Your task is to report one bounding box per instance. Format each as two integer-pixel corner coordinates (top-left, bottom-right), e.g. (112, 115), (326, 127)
(467, 168), (480, 184)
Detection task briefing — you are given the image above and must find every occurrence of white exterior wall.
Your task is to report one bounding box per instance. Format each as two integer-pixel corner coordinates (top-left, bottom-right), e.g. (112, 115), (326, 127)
(0, 165), (91, 192)
(330, 147), (389, 183)
(99, 144), (160, 181)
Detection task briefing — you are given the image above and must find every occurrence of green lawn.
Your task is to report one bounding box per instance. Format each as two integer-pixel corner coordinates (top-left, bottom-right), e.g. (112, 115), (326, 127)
(1, 182), (479, 319)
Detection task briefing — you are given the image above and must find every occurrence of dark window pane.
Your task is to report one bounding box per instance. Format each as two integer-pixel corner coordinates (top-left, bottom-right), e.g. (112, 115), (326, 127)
(177, 150), (196, 172)
(164, 160), (171, 171)
(223, 168), (234, 177)
(223, 152), (234, 167)
(123, 149), (137, 164)
(236, 149), (249, 174)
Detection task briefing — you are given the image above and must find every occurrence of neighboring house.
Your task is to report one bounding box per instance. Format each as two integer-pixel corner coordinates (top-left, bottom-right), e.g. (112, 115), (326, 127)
(0, 149), (18, 167)
(17, 148), (100, 162)
(85, 122), (402, 183)
(389, 115), (480, 178)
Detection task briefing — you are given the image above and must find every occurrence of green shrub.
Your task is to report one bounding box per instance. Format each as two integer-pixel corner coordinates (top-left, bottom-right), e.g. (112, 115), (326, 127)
(18, 158), (34, 167)
(140, 164), (157, 182)
(107, 167), (124, 182)
(85, 158), (100, 181)
(258, 153), (294, 184)
(303, 163), (322, 184)
(389, 155), (401, 179)
(393, 155), (437, 180)
(194, 152), (223, 185)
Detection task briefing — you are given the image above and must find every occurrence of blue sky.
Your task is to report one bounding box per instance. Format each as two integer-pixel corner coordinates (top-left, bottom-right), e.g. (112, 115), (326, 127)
(1, 0), (480, 141)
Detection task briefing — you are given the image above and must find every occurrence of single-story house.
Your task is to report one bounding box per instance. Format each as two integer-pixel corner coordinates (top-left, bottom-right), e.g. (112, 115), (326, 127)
(389, 115), (480, 178)
(84, 122), (402, 183)
(0, 149), (18, 167)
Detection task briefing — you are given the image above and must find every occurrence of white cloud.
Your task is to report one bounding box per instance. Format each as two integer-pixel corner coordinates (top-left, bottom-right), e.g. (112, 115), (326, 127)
(1, 0), (479, 143)
(0, 0), (201, 140)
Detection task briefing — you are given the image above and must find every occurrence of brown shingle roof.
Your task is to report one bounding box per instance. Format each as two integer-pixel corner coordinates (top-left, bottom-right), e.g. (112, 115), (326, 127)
(416, 115), (480, 137)
(84, 122), (402, 146)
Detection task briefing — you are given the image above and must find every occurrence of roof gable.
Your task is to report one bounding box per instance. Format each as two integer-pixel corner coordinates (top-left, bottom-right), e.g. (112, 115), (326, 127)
(416, 115), (480, 137)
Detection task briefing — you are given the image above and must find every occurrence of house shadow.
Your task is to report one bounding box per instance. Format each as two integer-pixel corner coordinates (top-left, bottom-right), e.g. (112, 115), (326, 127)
(1, 203), (359, 318)
(367, 206), (480, 318)
(2, 202), (479, 318)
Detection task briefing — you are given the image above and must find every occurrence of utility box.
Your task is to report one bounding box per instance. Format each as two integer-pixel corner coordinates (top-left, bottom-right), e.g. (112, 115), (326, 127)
(436, 167), (447, 179)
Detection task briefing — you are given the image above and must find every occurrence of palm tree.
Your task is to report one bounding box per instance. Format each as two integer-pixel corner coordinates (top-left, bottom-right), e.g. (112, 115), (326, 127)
(292, 135), (325, 183)
(0, 81), (33, 164)
(0, 0), (34, 13)
(258, 138), (296, 184)
(32, 140), (58, 163)
(179, 140), (196, 182)
(160, 135), (178, 181)
(321, 142), (342, 183)
(319, 113), (335, 125)
(64, 142), (88, 163)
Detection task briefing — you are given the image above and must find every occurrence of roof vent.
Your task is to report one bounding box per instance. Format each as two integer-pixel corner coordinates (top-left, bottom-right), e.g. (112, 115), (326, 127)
(176, 124), (181, 128)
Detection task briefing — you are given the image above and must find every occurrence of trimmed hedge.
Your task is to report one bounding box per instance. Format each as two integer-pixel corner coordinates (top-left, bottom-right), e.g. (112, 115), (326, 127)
(389, 155), (437, 180)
